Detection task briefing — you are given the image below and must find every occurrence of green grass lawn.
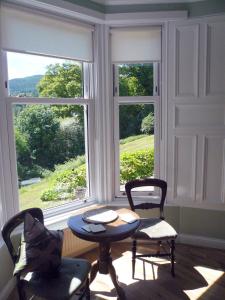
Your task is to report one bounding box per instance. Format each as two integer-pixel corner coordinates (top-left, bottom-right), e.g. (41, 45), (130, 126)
(19, 134), (154, 210)
(19, 178), (71, 210)
(120, 135), (154, 153)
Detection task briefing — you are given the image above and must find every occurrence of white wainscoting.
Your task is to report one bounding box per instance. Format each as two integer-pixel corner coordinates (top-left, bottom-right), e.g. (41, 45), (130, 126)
(167, 15), (225, 209)
(205, 21), (225, 97)
(172, 135), (197, 202)
(174, 24), (199, 99)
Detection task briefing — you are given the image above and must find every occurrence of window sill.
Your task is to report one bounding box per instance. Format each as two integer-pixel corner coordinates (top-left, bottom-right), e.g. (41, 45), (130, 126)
(113, 195), (161, 206)
(44, 199), (99, 230)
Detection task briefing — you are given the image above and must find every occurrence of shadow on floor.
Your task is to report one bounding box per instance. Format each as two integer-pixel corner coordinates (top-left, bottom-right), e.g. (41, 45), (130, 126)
(80, 243), (225, 300)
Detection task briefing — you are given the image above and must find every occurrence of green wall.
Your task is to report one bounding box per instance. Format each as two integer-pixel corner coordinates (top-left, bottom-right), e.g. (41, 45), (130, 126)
(68, 0), (225, 17)
(188, 0), (225, 17)
(122, 205), (225, 240)
(65, 0), (105, 13)
(179, 207), (225, 240)
(105, 3), (188, 14)
(0, 243), (14, 296)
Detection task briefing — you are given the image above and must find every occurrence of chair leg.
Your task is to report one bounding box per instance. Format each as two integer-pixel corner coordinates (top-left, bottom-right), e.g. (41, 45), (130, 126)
(170, 239), (175, 277)
(78, 278), (90, 300)
(17, 279), (26, 300)
(156, 240), (162, 254)
(85, 278), (91, 300)
(132, 240), (137, 279)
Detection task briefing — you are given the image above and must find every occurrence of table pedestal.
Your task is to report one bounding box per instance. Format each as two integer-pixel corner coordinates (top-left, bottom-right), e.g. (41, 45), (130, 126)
(90, 242), (126, 300)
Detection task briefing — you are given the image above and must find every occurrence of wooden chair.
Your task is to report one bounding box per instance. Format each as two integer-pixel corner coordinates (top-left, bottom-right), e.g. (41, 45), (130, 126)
(1, 208), (91, 300)
(125, 178), (177, 278)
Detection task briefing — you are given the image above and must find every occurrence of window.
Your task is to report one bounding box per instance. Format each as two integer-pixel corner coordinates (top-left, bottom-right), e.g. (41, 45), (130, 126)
(1, 6), (94, 213)
(111, 27), (161, 196)
(6, 52), (93, 212)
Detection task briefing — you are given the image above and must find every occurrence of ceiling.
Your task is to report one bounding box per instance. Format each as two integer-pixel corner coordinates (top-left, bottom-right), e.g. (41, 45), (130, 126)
(92, 0), (206, 5)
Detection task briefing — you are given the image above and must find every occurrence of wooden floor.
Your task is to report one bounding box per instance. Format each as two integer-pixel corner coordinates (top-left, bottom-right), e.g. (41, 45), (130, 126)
(80, 242), (225, 300)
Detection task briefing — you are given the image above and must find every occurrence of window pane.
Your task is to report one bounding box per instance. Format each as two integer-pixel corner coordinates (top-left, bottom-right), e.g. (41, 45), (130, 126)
(119, 104), (155, 192)
(13, 104), (88, 211)
(7, 52), (83, 98)
(117, 63), (154, 96)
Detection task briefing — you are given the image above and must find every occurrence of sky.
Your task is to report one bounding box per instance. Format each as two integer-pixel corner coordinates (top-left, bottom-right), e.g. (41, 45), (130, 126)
(7, 52), (69, 80)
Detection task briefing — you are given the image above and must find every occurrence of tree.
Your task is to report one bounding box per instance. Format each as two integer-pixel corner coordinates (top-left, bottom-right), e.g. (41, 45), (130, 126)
(119, 104), (154, 139)
(119, 64), (153, 96)
(37, 63), (82, 98)
(120, 77), (145, 96)
(141, 112), (154, 134)
(118, 64), (154, 138)
(37, 63), (84, 120)
(55, 116), (85, 161)
(16, 105), (60, 169)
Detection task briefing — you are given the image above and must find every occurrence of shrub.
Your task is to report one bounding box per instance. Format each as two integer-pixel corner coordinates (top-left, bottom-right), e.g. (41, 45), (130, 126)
(40, 148), (154, 202)
(55, 164), (86, 191)
(141, 112), (154, 134)
(41, 189), (60, 201)
(120, 149), (154, 183)
(40, 164), (86, 202)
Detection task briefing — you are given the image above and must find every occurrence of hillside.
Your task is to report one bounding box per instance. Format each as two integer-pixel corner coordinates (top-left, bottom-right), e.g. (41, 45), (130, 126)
(19, 135), (154, 210)
(9, 74), (43, 97)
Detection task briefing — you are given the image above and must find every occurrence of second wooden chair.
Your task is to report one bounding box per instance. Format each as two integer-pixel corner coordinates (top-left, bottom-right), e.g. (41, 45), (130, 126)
(125, 178), (177, 278)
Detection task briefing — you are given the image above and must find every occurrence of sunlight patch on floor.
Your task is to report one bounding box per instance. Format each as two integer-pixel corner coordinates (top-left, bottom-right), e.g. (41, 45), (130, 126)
(183, 266), (224, 300)
(90, 251), (137, 299)
(89, 250), (172, 299)
(90, 272), (117, 300)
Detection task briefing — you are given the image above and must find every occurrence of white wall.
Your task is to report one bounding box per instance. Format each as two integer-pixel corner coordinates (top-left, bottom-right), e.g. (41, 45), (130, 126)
(166, 15), (225, 211)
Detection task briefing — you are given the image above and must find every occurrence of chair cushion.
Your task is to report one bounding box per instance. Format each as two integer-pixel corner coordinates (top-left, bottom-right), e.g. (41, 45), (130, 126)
(133, 218), (177, 240)
(14, 213), (63, 275)
(22, 257), (91, 300)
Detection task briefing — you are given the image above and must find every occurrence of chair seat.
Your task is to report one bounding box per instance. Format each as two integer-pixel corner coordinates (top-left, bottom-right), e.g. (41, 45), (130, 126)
(133, 218), (177, 240)
(22, 257), (91, 300)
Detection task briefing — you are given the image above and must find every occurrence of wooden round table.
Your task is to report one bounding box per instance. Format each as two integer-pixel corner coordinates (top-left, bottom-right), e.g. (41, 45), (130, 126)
(68, 208), (140, 300)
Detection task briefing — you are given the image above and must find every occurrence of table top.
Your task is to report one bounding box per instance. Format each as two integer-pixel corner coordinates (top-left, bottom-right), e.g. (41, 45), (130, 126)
(68, 207), (140, 243)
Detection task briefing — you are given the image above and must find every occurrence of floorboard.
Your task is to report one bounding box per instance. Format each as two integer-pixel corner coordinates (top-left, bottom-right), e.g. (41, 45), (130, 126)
(79, 243), (225, 300)
(8, 243), (225, 300)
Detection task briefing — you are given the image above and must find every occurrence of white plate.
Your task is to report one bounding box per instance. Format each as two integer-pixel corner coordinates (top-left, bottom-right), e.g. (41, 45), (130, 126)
(83, 208), (118, 224)
(119, 213), (137, 223)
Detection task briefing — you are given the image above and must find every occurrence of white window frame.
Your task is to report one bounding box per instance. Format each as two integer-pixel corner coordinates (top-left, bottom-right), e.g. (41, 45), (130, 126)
(113, 61), (161, 197)
(1, 50), (96, 218)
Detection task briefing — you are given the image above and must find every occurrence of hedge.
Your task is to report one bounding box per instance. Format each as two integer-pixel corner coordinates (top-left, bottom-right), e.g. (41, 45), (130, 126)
(41, 149), (154, 201)
(120, 149), (154, 183)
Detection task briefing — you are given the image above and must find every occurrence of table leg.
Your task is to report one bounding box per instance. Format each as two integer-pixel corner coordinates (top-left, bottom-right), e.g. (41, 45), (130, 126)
(108, 262), (126, 300)
(98, 242), (126, 300)
(90, 261), (99, 283)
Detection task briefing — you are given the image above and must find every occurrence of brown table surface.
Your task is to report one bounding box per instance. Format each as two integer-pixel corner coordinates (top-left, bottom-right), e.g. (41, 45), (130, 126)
(68, 207), (140, 243)
(68, 207), (140, 300)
